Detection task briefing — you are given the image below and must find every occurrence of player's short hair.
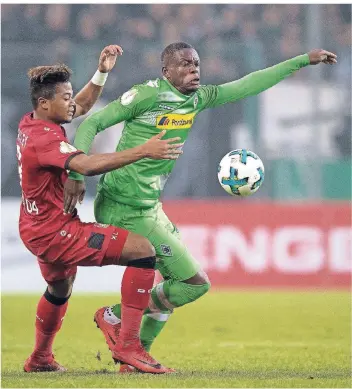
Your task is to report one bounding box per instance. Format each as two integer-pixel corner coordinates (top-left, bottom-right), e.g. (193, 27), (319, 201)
(161, 42), (194, 66)
(27, 64), (73, 109)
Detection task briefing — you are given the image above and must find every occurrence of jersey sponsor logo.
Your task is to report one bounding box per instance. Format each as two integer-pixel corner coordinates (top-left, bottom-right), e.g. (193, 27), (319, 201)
(60, 141), (77, 154)
(156, 113), (195, 130)
(158, 117), (170, 126)
(121, 88), (138, 106)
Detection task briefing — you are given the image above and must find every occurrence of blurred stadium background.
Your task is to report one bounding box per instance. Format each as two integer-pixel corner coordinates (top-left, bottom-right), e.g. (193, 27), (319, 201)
(1, 3), (351, 292)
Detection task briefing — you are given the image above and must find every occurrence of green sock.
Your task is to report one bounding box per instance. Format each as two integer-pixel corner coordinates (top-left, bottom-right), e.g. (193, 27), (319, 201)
(111, 303), (121, 319)
(110, 303), (171, 352)
(111, 280), (209, 351)
(140, 308), (171, 351)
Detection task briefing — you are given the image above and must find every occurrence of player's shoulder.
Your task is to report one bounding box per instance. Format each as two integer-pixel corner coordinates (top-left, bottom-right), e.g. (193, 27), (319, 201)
(195, 84), (218, 105)
(120, 79), (161, 107)
(20, 113), (63, 135)
(197, 84), (217, 94)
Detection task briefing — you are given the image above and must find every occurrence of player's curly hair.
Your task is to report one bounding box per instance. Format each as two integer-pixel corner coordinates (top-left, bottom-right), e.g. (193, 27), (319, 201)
(28, 64), (73, 109)
(161, 42), (194, 66)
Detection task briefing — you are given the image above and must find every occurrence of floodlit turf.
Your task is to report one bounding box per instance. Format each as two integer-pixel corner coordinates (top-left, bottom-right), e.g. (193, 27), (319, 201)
(1, 291), (351, 388)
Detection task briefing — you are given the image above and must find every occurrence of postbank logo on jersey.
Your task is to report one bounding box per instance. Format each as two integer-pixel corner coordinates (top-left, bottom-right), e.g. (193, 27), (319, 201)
(156, 113), (195, 130)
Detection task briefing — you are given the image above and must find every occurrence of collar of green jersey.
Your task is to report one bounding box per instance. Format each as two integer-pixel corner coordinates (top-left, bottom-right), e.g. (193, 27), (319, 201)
(162, 77), (196, 99)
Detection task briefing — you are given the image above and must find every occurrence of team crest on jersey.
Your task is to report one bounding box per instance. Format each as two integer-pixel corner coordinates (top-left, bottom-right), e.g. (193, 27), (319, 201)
(194, 95), (198, 109)
(160, 244), (173, 257)
(44, 127), (51, 132)
(121, 88), (138, 106)
(60, 141), (77, 154)
(156, 113), (195, 130)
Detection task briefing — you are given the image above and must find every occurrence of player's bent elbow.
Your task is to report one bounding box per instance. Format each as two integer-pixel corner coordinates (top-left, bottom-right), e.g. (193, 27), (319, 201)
(78, 164), (96, 176)
(68, 155), (94, 176)
(71, 166), (93, 176)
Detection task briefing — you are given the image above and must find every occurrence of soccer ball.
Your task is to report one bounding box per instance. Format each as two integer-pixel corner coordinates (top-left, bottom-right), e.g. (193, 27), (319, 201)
(217, 149), (264, 197)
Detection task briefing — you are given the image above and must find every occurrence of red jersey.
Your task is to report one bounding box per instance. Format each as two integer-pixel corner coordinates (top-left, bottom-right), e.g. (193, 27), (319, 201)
(17, 113), (84, 248)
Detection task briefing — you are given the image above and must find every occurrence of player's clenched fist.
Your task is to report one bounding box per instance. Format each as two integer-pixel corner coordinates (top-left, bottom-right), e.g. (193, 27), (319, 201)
(98, 45), (123, 73)
(142, 130), (184, 160)
(308, 49), (337, 65)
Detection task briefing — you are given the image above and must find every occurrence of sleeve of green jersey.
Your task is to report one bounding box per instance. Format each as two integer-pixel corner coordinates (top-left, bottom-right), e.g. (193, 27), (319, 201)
(68, 84), (158, 181)
(198, 54), (310, 110)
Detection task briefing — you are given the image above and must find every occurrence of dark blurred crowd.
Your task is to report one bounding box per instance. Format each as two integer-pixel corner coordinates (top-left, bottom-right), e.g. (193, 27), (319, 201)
(2, 4), (351, 87)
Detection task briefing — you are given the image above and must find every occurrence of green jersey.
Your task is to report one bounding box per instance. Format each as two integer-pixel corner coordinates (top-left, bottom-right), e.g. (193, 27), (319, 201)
(70, 54), (309, 208)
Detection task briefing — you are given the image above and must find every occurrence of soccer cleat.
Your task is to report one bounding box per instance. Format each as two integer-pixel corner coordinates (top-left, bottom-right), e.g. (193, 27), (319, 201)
(112, 341), (171, 374)
(94, 306), (121, 351)
(24, 354), (66, 373)
(119, 364), (137, 373)
(94, 307), (175, 374)
(119, 363), (175, 374)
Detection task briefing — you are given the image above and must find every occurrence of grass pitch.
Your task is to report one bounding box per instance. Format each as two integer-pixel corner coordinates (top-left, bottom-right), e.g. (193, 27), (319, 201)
(1, 291), (351, 388)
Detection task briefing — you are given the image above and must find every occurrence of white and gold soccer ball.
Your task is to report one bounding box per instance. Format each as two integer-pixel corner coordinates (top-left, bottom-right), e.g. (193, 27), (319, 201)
(217, 149), (265, 197)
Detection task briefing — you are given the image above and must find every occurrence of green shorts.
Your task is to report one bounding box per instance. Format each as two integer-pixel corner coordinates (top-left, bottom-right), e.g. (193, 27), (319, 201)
(94, 191), (201, 281)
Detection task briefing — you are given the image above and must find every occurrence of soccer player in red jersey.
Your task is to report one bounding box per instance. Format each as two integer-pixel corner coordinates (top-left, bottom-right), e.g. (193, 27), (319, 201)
(17, 45), (182, 374)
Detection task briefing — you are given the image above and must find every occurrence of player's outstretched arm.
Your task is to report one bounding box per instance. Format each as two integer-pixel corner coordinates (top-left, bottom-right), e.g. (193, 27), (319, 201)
(205, 49), (337, 108)
(73, 45), (123, 117)
(63, 131), (183, 213)
(68, 131), (182, 176)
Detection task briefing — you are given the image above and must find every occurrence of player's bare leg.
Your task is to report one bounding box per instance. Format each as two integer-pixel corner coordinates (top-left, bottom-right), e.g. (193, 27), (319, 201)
(24, 275), (75, 372)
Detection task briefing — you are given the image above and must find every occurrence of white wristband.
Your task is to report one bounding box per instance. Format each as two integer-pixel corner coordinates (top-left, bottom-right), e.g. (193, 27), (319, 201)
(91, 70), (108, 86)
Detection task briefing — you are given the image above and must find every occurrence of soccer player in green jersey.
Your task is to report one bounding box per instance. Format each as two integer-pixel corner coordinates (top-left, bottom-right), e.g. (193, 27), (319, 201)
(64, 42), (337, 372)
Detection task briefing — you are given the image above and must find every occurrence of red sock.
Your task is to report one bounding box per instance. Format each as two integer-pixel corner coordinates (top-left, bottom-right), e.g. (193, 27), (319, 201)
(119, 267), (155, 345)
(32, 293), (68, 358)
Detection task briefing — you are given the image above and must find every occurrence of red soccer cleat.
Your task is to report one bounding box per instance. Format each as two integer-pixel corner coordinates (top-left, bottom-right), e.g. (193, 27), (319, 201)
(112, 341), (171, 374)
(118, 363), (175, 374)
(24, 353), (66, 373)
(119, 363), (137, 373)
(94, 306), (175, 374)
(94, 307), (121, 351)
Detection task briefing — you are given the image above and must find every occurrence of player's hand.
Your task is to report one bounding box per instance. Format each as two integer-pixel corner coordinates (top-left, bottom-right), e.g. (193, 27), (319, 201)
(142, 130), (184, 160)
(98, 45), (123, 73)
(63, 179), (86, 215)
(308, 49), (337, 65)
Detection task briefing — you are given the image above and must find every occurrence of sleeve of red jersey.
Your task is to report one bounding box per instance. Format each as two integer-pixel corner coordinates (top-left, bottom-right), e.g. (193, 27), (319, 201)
(35, 131), (84, 170)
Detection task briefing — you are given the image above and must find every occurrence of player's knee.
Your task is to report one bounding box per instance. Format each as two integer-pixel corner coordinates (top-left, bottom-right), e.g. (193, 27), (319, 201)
(47, 274), (75, 299)
(121, 233), (156, 262)
(200, 272), (211, 294)
(180, 280), (210, 303)
(138, 235), (156, 258)
(202, 280), (211, 295)
(193, 281), (210, 300)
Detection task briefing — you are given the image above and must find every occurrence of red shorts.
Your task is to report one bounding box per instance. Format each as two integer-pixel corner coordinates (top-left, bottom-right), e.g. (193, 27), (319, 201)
(28, 219), (129, 283)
